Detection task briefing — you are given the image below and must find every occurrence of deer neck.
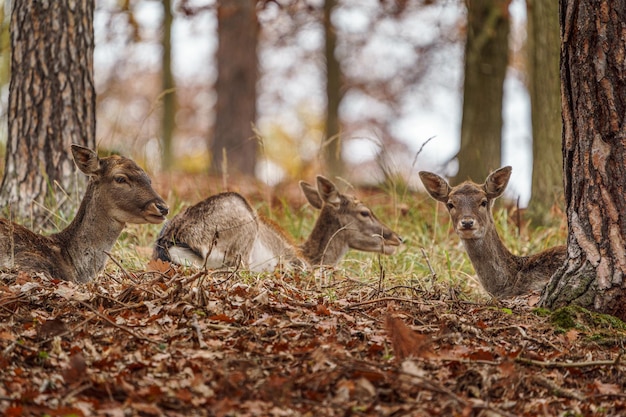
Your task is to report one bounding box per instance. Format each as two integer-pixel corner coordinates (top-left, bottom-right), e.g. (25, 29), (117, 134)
(461, 225), (521, 294)
(53, 182), (126, 283)
(300, 212), (348, 267)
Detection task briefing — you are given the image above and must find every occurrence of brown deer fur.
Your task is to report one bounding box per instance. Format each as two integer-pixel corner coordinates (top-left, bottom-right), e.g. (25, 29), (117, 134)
(0, 145), (169, 283)
(419, 166), (566, 298)
(153, 175), (402, 271)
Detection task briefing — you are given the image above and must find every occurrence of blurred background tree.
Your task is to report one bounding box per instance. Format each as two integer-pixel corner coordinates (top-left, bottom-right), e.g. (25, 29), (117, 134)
(526, 0), (561, 226)
(0, 0), (563, 219)
(452, 0), (510, 185)
(0, 0), (95, 228)
(211, 0), (258, 178)
(161, 0), (177, 170)
(323, 0), (343, 178)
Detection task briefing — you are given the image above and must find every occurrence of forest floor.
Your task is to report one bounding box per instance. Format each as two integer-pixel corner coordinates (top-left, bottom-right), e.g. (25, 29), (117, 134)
(1, 178), (626, 416)
(2, 262), (625, 417)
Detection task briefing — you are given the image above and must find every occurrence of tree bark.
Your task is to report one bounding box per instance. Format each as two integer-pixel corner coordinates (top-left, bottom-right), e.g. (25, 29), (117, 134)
(211, 0), (258, 178)
(453, 0), (510, 185)
(161, 0), (176, 171)
(0, 0), (96, 228)
(526, 0), (562, 226)
(324, 0), (343, 178)
(540, 1), (626, 320)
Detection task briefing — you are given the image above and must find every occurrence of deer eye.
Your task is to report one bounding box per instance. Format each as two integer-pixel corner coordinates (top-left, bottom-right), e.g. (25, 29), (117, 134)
(480, 200), (488, 208)
(114, 176), (128, 184)
(360, 210), (371, 218)
(446, 202), (455, 210)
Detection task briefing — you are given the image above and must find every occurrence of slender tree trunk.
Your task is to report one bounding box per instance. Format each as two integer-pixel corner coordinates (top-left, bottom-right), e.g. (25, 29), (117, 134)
(453, 0), (510, 185)
(161, 0), (176, 171)
(211, 0), (258, 178)
(324, 0), (343, 178)
(526, 0), (562, 226)
(0, 0), (95, 228)
(540, 1), (626, 320)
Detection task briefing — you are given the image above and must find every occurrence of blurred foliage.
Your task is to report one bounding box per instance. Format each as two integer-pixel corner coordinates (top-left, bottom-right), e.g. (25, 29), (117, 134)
(93, 0), (462, 185)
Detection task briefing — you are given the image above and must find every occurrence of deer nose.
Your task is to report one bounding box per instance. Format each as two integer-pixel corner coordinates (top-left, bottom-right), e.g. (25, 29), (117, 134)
(460, 218), (474, 229)
(156, 202), (169, 216)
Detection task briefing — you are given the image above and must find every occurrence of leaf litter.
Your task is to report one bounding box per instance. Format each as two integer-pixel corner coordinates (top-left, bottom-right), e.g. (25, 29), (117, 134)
(1, 262), (625, 417)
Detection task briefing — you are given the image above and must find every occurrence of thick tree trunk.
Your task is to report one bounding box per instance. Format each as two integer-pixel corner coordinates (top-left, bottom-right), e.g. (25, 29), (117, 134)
(161, 0), (176, 171)
(526, 0), (562, 226)
(0, 0), (95, 228)
(324, 0), (343, 178)
(211, 0), (258, 178)
(540, 1), (626, 320)
(453, 0), (510, 185)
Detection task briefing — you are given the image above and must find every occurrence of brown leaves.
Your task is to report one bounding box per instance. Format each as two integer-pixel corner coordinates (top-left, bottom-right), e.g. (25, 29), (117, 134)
(385, 314), (435, 360)
(1, 269), (626, 416)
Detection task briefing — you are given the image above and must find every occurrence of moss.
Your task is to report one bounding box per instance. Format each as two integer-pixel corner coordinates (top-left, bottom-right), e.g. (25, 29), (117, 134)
(550, 305), (626, 334)
(531, 307), (552, 317)
(591, 311), (626, 330)
(550, 306), (580, 330)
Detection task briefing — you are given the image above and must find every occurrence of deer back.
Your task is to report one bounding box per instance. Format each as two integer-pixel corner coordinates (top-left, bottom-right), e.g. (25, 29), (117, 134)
(154, 175), (402, 271)
(154, 192), (304, 272)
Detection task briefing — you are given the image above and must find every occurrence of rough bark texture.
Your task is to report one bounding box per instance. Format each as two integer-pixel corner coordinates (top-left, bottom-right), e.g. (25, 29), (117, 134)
(161, 0), (176, 171)
(453, 0), (510, 185)
(323, 0), (343, 178)
(540, 1), (626, 320)
(0, 0), (95, 227)
(526, 0), (563, 226)
(211, 0), (258, 177)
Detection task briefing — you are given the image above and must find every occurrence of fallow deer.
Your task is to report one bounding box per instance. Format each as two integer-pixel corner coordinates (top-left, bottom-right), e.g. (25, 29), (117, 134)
(153, 175), (402, 271)
(419, 166), (566, 298)
(0, 145), (169, 283)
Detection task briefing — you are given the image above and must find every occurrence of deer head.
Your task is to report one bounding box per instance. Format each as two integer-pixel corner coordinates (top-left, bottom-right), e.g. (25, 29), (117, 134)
(419, 167), (511, 240)
(300, 176), (402, 257)
(71, 145), (169, 225)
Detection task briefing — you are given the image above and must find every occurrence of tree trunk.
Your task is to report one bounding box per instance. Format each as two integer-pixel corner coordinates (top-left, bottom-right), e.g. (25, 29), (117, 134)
(324, 0), (343, 178)
(540, 1), (626, 321)
(0, 0), (95, 228)
(211, 0), (258, 178)
(453, 0), (510, 185)
(526, 0), (562, 226)
(161, 0), (176, 171)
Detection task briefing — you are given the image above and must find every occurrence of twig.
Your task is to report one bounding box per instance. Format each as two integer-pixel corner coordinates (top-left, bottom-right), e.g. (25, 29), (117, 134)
(420, 247), (437, 281)
(487, 325), (562, 353)
(345, 296), (437, 309)
(191, 314), (208, 349)
(531, 374), (585, 401)
(104, 251), (138, 284)
(76, 300), (161, 346)
(39, 315), (94, 345)
(63, 383), (93, 404)
(470, 401), (519, 417)
(516, 356), (622, 368)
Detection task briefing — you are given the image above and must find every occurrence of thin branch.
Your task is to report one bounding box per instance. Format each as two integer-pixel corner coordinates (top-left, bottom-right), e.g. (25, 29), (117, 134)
(104, 251), (138, 284)
(76, 300), (162, 346)
(531, 374), (585, 401)
(516, 356), (622, 369)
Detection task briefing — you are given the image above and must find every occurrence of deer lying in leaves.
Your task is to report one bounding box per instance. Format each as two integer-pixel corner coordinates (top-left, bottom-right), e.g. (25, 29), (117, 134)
(419, 166), (566, 298)
(0, 145), (169, 283)
(153, 175), (402, 272)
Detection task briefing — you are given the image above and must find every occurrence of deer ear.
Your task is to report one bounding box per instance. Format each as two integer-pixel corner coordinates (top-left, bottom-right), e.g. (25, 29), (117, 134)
(419, 171), (451, 203)
(299, 180), (323, 209)
(484, 166), (512, 199)
(316, 175), (341, 207)
(71, 145), (100, 176)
